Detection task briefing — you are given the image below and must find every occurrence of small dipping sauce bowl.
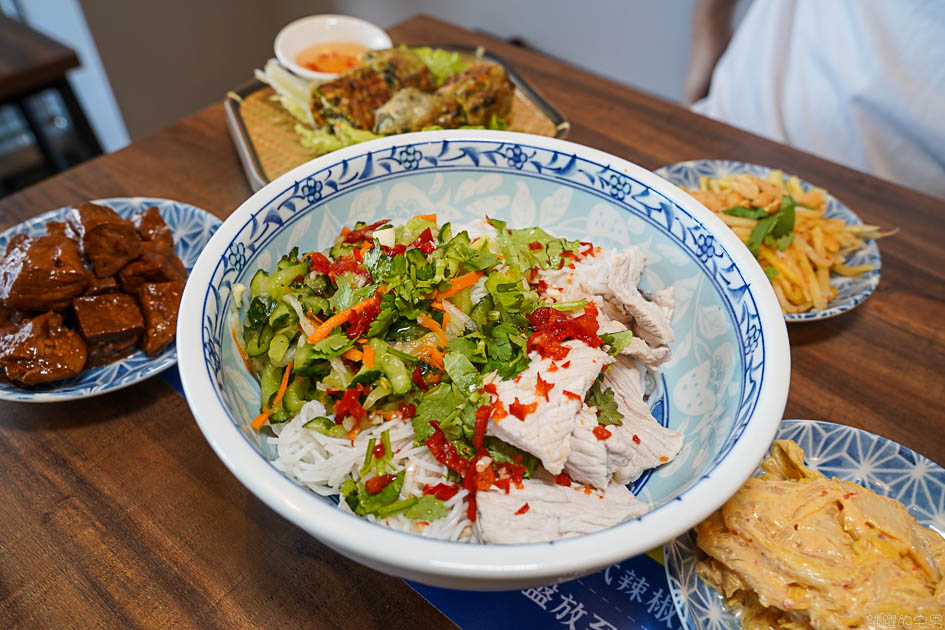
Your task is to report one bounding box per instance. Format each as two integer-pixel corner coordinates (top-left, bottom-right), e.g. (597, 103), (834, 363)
(274, 14), (392, 81)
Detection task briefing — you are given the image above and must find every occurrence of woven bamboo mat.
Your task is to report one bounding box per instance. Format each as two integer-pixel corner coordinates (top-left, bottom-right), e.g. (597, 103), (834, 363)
(235, 85), (564, 184)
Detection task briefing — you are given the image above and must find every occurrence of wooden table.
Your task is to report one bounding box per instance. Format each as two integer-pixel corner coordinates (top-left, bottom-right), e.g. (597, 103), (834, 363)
(0, 14), (942, 629)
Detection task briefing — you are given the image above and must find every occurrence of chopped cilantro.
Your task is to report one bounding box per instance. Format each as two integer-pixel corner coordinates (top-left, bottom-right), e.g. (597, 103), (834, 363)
(601, 330), (634, 355)
(328, 273), (376, 312)
(443, 351), (480, 394)
(764, 266), (779, 280)
(723, 206), (768, 219)
(412, 383), (466, 443)
(405, 494), (449, 521)
(309, 333), (355, 359)
(585, 383), (622, 426)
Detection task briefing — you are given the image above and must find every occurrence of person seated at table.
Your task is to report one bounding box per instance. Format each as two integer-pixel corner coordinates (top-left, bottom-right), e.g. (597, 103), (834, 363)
(683, 0), (945, 201)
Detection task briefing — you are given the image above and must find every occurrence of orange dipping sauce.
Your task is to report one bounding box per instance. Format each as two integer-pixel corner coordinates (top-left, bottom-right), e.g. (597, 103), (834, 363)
(296, 41), (368, 74)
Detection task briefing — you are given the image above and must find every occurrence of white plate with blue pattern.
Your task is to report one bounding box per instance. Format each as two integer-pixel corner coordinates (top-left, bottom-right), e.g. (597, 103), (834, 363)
(663, 418), (945, 630)
(0, 197), (220, 402)
(177, 129), (791, 589)
(655, 160), (882, 322)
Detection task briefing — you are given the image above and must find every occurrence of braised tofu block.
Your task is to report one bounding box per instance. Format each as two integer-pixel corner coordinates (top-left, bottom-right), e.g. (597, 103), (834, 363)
(118, 240), (187, 294)
(73, 293), (144, 367)
(66, 202), (142, 278)
(315, 66), (392, 130)
(4, 233), (29, 256)
(437, 62), (513, 126)
(0, 311), (87, 385)
(44, 220), (78, 240)
(0, 233), (90, 311)
(137, 281), (184, 355)
(84, 275), (121, 296)
(85, 337), (140, 368)
(130, 206), (174, 246)
(74, 293), (144, 345)
(363, 47), (435, 92)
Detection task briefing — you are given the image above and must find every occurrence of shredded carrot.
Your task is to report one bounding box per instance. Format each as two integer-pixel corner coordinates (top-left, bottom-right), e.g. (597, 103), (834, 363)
(429, 301), (445, 311)
(340, 226), (351, 238)
(271, 362), (293, 410)
(307, 288), (385, 345)
(414, 213), (437, 222)
(418, 314), (448, 347)
(231, 328), (253, 373)
(251, 361), (294, 430)
(342, 348), (363, 362)
(433, 271), (482, 299)
(359, 240), (374, 254)
(250, 411), (271, 431)
(356, 338), (368, 345)
(441, 312), (451, 332)
(307, 309), (354, 344)
(347, 425), (361, 444)
(423, 347), (445, 369)
(362, 344), (375, 368)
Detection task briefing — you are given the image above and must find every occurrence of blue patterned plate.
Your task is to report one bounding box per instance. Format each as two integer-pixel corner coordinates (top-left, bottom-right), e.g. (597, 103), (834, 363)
(0, 197), (220, 402)
(655, 160), (882, 322)
(663, 419), (945, 630)
(178, 129), (791, 589)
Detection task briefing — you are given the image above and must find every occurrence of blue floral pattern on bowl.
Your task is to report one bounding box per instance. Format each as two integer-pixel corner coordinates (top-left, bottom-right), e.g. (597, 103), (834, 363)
(655, 160), (882, 322)
(196, 136), (779, 515)
(0, 197), (220, 402)
(663, 419), (945, 630)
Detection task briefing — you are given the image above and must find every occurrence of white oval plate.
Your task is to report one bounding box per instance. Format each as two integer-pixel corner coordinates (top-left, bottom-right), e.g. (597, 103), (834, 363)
(0, 197), (220, 402)
(663, 418), (945, 630)
(655, 160), (882, 322)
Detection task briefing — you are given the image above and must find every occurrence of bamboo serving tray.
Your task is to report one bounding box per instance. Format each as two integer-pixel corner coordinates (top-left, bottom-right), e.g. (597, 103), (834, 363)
(224, 46), (570, 191)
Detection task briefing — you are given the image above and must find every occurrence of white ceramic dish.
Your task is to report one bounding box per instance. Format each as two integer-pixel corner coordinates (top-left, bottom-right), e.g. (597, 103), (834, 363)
(274, 14), (392, 81)
(177, 129), (790, 590)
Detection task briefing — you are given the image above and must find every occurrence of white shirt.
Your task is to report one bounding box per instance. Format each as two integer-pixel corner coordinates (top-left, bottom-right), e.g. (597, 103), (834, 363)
(694, 0), (945, 200)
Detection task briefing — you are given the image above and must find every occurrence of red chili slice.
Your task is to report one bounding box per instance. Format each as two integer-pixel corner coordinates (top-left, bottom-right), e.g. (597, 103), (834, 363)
(409, 227), (436, 254)
(343, 219), (390, 244)
(593, 425), (612, 440)
(473, 405), (491, 450)
(425, 425), (470, 476)
(344, 293), (381, 339)
(372, 442), (386, 459)
(491, 399), (508, 421)
(535, 373), (554, 401)
(364, 474), (396, 494)
(632, 434), (641, 445)
(398, 402), (416, 419)
(555, 472), (572, 487)
(422, 483), (460, 501)
(528, 241), (543, 251)
(333, 388), (366, 423)
(411, 365), (429, 392)
(525, 303), (603, 360)
(562, 390), (582, 402)
(509, 397), (538, 421)
(515, 503), (530, 515)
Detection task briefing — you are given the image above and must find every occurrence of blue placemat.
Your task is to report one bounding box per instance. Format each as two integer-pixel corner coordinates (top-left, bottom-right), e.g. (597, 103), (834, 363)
(161, 367), (682, 629)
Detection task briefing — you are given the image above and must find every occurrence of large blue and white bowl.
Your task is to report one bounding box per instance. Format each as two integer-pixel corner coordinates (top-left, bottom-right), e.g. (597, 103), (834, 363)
(177, 130), (790, 590)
